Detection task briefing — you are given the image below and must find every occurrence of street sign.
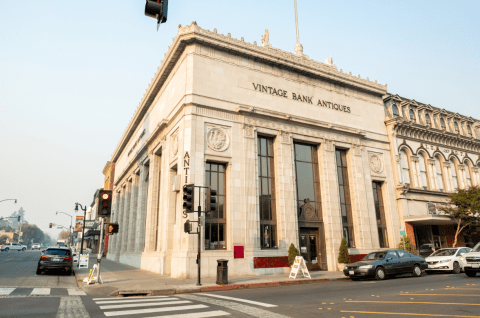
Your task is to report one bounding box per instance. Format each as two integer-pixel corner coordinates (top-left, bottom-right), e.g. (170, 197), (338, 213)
(289, 256), (311, 280)
(399, 227), (406, 236)
(84, 220), (98, 229)
(79, 254), (89, 268)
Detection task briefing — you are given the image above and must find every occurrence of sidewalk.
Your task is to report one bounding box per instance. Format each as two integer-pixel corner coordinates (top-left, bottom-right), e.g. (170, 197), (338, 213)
(74, 254), (346, 297)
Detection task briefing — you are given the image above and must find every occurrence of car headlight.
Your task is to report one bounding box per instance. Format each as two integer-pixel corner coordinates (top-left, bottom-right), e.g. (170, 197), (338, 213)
(438, 259), (451, 264)
(459, 256), (466, 261)
(359, 265), (373, 269)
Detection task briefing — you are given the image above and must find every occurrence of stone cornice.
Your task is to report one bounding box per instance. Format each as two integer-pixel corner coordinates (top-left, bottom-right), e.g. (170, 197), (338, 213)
(111, 21), (388, 163)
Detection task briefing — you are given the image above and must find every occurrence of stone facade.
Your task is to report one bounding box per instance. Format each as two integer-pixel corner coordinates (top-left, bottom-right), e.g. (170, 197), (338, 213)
(104, 22), (447, 278)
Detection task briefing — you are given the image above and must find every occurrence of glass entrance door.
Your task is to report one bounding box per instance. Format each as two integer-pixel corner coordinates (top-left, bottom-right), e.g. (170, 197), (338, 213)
(299, 230), (319, 264)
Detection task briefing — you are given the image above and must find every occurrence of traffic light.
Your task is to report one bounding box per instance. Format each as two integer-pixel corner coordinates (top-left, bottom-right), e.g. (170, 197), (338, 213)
(183, 184), (195, 216)
(145, 0), (168, 31)
(107, 223), (119, 235)
(184, 220), (192, 234)
(206, 187), (217, 215)
(98, 190), (112, 216)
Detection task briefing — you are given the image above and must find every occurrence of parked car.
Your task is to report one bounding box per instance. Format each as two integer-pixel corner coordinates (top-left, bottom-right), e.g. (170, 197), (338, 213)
(425, 247), (471, 274)
(461, 242), (480, 277)
(36, 247), (73, 275)
(32, 243), (41, 250)
(0, 243), (27, 252)
(343, 249), (428, 280)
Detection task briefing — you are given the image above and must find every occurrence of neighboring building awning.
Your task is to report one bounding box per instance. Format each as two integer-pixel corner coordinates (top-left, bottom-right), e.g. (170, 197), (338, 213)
(404, 215), (456, 225)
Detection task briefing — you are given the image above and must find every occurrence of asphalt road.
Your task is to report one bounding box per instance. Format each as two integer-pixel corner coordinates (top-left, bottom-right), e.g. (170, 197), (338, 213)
(1, 252), (479, 317)
(211, 271), (480, 317)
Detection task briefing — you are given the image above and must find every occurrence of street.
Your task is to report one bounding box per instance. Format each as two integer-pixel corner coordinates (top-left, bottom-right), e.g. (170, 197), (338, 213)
(1, 250), (480, 317)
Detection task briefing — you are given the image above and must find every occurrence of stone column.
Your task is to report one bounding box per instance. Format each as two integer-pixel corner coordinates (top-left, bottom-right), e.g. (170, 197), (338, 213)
(473, 168), (480, 187)
(135, 163), (148, 253)
(114, 187), (125, 261)
(127, 174), (139, 253)
(120, 180), (132, 254)
(109, 192), (120, 254)
(145, 154), (161, 252)
(427, 159), (437, 190)
(410, 156), (419, 188)
(319, 139), (341, 270)
(242, 125), (257, 250)
(443, 162), (452, 192)
(458, 165), (466, 189)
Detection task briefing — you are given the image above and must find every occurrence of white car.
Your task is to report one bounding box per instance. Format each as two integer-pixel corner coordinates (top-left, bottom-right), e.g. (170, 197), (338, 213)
(425, 247), (471, 274)
(462, 242), (480, 277)
(0, 243), (27, 252)
(32, 243), (41, 250)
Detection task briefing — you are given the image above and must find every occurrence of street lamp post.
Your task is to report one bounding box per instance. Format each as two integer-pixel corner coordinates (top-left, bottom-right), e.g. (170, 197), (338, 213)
(74, 203), (87, 255)
(56, 211), (74, 248)
(0, 199), (17, 204)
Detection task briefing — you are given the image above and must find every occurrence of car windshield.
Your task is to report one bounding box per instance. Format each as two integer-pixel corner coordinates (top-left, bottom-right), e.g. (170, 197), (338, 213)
(473, 243), (480, 252)
(45, 249), (70, 256)
(430, 249), (457, 256)
(362, 252), (386, 261)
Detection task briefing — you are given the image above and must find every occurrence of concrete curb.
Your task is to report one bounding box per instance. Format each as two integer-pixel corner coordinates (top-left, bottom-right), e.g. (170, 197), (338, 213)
(107, 276), (347, 297)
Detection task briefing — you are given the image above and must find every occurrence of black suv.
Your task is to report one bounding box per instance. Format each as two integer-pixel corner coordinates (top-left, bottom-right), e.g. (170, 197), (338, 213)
(37, 247), (73, 275)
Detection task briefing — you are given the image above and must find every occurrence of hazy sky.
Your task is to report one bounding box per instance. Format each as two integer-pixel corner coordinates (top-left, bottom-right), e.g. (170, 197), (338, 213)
(1, 1), (479, 239)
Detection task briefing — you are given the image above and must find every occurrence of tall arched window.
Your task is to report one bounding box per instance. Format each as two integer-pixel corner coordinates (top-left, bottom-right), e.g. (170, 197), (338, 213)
(409, 109), (415, 122)
(440, 118), (446, 130)
(418, 154), (428, 189)
(392, 105), (399, 117)
(465, 162), (473, 188)
(450, 158), (458, 191)
(425, 114), (431, 126)
(435, 156), (444, 191)
(454, 121), (459, 133)
(400, 150), (410, 184)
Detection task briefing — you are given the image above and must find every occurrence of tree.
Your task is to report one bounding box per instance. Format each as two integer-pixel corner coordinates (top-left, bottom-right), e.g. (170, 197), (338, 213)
(21, 224), (44, 244)
(0, 235), (9, 245)
(437, 186), (480, 247)
(399, 237), (413, 252)
(338, 237), (350, 264)
(58, 230), (72, 243)
(288, 243), (300, 266)
(43, 233), (53, 246)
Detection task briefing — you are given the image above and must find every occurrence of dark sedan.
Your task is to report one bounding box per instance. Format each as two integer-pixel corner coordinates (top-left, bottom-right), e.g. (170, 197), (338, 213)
(343, 249), (428, 280)
(36, 247), (73, 275)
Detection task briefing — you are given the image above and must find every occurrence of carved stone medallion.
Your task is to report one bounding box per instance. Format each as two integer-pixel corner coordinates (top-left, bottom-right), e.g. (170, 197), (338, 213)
(207, 127), (230, 152)
(171, 134), (179, 156)
(369, 154), (383, 173)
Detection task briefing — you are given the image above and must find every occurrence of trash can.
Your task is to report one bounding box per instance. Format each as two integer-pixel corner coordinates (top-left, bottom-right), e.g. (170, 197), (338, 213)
(216, 259), (229, 285)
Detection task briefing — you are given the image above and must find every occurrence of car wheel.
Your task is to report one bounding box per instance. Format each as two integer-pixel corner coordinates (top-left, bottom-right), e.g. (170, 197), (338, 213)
(5, 248), (8, 252)
(36, 268), (41, 275)
(465, 270), (477, 277)
(413, 264), (422, 277)
(375, 267), (386, 280)
(22, 248), (26, 251)
(452, 262), (461, 274)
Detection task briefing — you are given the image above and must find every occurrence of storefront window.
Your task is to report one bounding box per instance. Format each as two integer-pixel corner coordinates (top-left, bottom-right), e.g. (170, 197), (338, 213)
(336, 149), (354, 247)
(372, 182), (388, 248)
(205, 163), (226, 250)
(258, 137), (276, 249)
(294, 143), (322, 220)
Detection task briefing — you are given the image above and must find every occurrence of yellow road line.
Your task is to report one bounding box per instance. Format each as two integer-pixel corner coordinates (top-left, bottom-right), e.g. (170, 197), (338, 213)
(346, 301), (480, 306)
(446, 288), (480, 291)
(401, 294), (480, 297)
(341, 310), (480, 317)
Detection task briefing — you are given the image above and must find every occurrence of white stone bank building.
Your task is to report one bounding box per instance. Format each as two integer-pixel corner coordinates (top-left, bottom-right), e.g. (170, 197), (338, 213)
(107, 22), (415, 278)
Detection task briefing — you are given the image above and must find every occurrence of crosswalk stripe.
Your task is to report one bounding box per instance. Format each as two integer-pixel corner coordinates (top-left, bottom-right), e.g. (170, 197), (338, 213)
(155, 310), (231, 318)
(199, 293), (277, 307)
(67, 289), (86, 296)
(0, 288), (15, 295)
(95, 297), (178, 304)
(100, 300), (191, 310)
(104, 304), (209, 317)
(31, 288), (50, 295)
(92, 295), (170, 301)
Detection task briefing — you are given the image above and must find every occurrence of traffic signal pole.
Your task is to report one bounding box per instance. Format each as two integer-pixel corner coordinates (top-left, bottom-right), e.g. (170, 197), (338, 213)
(96, 217), (105, 284)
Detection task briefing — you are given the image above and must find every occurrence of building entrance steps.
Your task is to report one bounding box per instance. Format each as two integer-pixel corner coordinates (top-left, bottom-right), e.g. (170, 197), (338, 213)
(74, 254), (346, 297)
